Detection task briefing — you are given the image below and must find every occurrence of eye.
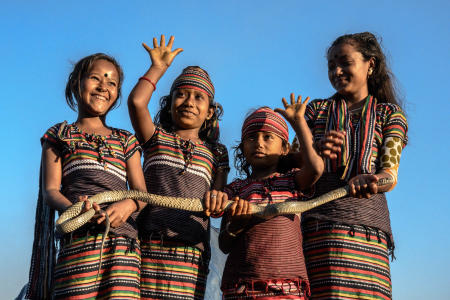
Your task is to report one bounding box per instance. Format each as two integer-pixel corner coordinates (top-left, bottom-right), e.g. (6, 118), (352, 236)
(108, 81), (117, 87)
(264, 133), (274, 141)
(175, 91), (185, 98)
(195, 93), (206, 100)
(90, 75), (100, 81)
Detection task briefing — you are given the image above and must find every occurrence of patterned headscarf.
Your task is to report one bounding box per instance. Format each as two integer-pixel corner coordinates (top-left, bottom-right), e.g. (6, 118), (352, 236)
(170, 67), (215, 98)
(242, 107), (289, 142)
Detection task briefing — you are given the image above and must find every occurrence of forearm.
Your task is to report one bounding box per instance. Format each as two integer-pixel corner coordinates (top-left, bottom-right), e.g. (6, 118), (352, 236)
(375, 170), (396, 193)
(43, 189), (72, 212)
(291, 118), (324, 184)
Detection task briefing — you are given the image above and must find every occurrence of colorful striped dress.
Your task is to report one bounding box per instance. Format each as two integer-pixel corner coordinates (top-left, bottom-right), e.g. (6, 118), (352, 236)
(293, 98), (408, 300)
(36, 122), (141, 299)
(139, 127), (229, 299)
(220, 172), (310, 299)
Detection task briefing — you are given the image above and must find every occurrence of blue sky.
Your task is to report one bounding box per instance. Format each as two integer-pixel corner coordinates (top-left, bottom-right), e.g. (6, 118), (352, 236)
(1, 1), (449, 298)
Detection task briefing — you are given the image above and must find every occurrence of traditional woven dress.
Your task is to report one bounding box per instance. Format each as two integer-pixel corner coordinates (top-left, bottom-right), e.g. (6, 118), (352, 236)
(26, 122), (141, 299)
(293, 96), (408, 300)
(139, 127), (229, 299)
(220, 172), (310, 299)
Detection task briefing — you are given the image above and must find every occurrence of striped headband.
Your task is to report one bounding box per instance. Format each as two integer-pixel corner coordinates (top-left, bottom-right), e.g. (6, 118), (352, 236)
(242, 107), (289, 142)
(170, 67), (215, 98)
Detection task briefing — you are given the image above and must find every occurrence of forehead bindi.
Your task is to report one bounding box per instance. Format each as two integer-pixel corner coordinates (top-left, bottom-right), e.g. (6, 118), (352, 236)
(89, 59), (119, 81)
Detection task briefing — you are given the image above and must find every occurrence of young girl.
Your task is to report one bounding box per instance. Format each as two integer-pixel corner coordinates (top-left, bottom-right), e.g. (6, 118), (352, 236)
(293, 32), (408, 299)
(127, 35), (229, 299)
(26, 53), (147, 299)
(219, 96), (324, 299)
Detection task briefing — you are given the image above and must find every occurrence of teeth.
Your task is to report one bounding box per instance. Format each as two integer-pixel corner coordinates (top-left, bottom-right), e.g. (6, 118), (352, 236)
(94, 95), (107, 101)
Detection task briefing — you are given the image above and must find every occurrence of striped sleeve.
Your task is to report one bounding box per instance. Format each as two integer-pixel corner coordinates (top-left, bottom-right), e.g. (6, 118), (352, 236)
(40, 123), (64, 151)
(214, 143), (230, 172)
(380, 104), (408, 147)
(121, 130), (142, 161)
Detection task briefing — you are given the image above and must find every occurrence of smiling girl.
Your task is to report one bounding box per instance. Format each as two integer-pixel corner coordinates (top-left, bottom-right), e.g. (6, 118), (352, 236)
(292, 32), (408, 299)
(26, 53), (147, 299)
(127, 36), (229, 299)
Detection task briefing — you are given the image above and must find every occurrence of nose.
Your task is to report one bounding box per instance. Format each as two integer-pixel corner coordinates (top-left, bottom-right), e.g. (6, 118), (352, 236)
(183, 93), (195, 106)
(333, 65), (343, 77)
(96, 79), (108, 92)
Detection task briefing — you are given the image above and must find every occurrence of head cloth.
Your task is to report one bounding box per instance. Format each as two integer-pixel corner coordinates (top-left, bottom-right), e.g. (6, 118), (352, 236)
(170, 67), (215, 98)
(242, 107), (289, 142)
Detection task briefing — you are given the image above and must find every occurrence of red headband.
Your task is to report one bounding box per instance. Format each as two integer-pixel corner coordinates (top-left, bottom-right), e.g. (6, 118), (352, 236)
(241, 107), (289, 142)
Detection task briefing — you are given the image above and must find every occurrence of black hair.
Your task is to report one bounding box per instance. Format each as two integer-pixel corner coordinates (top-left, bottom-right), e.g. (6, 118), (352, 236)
(327, 32), (403, 108)
(154, 66), (223, 144)
(65, 53), (124, 111)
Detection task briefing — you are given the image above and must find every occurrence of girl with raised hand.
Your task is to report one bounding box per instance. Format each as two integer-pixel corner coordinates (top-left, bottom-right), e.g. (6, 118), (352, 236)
(292, 32), (408, 299)
(128, 35), (229, 299)
(219, 96), (323, 299)
(26, 53), (146, 299)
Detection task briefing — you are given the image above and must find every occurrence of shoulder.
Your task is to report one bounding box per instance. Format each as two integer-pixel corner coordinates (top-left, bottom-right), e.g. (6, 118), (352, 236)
(376, 102), (405, 115)
(308, 98), (332, 108)
(42, 121), (71, 140)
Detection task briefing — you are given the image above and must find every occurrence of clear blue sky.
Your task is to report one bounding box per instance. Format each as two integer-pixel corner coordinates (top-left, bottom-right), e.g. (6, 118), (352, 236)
(1, 1), (449, 299)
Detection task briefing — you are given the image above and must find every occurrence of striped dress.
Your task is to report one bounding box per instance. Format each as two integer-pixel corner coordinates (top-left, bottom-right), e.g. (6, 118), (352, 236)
(220, 172), (310, 299)
(42, 122), (142, 299)
(139, 127), (229, 299)
(294, 99), (408, 300)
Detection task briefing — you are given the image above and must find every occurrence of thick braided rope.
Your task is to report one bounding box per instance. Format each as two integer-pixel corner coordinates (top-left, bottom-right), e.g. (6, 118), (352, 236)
(56, 177), (393, 234)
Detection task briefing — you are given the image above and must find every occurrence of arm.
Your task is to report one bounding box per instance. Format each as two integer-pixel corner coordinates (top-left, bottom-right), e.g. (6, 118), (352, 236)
(204, 169), (229, 216)
(275, 94), (324, 190)
(96, 151), (147, 228)
(41, 142), (73, 212)
(128, 35), (183, 143)
(218, 196), (252, 254)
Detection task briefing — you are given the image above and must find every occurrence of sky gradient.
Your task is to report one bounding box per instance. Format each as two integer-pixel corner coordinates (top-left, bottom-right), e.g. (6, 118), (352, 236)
(1, 1), (449, 298)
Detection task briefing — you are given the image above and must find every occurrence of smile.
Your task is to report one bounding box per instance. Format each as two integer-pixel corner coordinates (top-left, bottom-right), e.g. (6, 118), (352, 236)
(92, 94), (108, 101)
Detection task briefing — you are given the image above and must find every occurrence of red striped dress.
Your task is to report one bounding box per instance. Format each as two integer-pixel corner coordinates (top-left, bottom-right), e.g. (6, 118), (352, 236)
(220, 172), (310, 299)
(294, 99), (408, 300)
(139, 127), (229, 299)
(41, 122), (142, 299)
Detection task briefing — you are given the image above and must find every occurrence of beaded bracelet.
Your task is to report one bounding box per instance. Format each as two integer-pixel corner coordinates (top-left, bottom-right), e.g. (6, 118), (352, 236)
(139, 76), (156, 90)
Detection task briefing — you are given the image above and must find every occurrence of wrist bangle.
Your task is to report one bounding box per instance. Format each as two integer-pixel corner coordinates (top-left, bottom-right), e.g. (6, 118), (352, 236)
(131, 198), (140, 212)
(139, 76), (156, 90)
(225, 222), (244, 237)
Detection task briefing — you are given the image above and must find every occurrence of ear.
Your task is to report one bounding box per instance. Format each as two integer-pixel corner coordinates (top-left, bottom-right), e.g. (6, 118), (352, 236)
(282, 141), (290, 155)
(368, 57), (376, 71)
(206, 106), (214, 120)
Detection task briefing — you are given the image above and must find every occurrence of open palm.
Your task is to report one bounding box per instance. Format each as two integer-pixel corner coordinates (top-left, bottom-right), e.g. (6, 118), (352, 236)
(275, 93), (310, 125)
(143, 35), (183, 70)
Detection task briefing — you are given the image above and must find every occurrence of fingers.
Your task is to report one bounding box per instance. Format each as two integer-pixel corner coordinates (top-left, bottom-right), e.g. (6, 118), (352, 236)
(167, 35), (174, 48)
(160, 34), (165, 47)
(152, 37), (158, 48)
(204, 191), (211, 216)
(172, 48), (184, 56)
(301, 96), (310, 105)
(290, 93), (296, 105)
(281, 97), (288, 108)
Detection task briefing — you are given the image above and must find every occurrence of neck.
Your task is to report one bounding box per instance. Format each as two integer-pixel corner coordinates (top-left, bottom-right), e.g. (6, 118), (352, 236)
(250, 165), (278, 181)
(342, 92), (369, 110)
(174, 128), (202, 142)
(75, 116), (109, 135)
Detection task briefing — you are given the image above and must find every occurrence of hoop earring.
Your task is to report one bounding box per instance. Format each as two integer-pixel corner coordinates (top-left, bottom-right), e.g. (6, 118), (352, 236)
(367, 68), (373, 77)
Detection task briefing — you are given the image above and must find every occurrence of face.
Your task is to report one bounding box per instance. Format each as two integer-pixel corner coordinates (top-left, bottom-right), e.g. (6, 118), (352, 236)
(170, 88), (213, 131)
(78, 59), (119, 117)
(327, 43), (374, 101)
(242, 131), (289, 171)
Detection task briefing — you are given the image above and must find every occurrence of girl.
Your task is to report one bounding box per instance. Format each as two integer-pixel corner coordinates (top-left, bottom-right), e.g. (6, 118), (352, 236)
(127, 36), (229, 299)
(26, 53), (147, 299)
(292, 32), (408, 299)
(219, 97), (324, 299)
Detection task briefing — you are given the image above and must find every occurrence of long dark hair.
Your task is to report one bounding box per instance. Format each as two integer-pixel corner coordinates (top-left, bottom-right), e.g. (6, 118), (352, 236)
(328, 32), (403, 108)
(154, 66), (223, 144)
(65, 53), (124, 112)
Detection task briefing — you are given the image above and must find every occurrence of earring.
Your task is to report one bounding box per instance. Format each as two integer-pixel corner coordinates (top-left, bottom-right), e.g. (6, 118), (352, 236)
(368, 68), (373, 76)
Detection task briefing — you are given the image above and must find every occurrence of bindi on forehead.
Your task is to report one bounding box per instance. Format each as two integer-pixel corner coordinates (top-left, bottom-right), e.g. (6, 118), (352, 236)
(104, 73), (109, 78)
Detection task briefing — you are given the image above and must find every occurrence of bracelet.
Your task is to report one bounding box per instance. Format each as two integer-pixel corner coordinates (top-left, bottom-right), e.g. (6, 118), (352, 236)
(225, 222), (244, 237)
(139, 76), (156, 90)
(131, 198), (141, 213)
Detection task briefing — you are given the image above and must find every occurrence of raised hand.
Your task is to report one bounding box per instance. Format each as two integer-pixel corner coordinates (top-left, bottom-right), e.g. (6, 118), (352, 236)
(142, 35), (183, 70)
(275, 93), (310, 126)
